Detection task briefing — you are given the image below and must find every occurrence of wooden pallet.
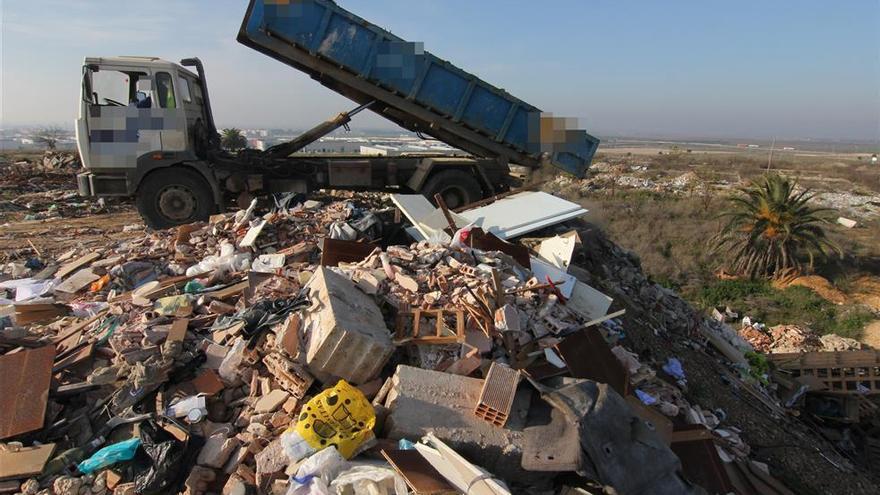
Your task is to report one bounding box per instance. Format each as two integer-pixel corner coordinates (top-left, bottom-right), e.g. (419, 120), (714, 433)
(394, 308), (466, 345)
(768, 350), (880, 395)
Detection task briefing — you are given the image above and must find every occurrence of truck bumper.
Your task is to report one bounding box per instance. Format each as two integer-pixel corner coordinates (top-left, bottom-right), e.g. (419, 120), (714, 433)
(77, 172), (129, 197)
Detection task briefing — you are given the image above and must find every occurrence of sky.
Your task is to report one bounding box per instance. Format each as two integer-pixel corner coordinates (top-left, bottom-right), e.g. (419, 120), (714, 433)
(1, 0), (879, 141)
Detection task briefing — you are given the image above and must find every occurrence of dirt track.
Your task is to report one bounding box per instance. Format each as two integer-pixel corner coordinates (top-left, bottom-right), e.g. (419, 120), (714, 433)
(0, 209), (143, 261)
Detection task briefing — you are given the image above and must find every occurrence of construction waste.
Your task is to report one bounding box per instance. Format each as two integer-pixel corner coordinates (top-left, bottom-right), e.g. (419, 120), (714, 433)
(0, 186), (873, 495)
(1, 152), (123, 223)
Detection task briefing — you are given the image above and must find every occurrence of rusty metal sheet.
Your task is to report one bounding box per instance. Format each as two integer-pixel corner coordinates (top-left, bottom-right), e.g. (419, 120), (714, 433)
(555, 328), (630, 396)
(0, 345), (56, 440)
(320, 238), (378, 267)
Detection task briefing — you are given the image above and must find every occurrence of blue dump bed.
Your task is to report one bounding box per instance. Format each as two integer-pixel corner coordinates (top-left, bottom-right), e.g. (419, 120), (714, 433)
(238, 0), (599, 177)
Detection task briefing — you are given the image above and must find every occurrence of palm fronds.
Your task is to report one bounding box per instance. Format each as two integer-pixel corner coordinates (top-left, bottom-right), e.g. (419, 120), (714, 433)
(710, 174), (842, 279)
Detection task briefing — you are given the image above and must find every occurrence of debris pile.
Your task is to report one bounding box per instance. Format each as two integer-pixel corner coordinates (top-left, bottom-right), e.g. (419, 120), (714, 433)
(0, 152), (122, 223)
(738, 321), (862, 354)
(0, 189), (850, 494)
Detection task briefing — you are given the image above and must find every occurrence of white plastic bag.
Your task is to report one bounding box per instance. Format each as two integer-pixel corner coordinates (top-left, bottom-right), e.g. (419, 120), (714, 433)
(330, 463), (408, 495)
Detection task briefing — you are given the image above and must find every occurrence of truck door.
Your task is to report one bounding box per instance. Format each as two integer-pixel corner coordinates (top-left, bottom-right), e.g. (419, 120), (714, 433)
(80, 65), (188, 173)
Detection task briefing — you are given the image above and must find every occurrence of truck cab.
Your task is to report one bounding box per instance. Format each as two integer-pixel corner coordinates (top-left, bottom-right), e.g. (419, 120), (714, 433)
(76, 57), (213, 199)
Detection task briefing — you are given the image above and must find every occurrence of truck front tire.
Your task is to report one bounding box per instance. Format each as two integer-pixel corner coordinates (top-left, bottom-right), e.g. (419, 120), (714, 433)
(422, 169), (483, 210)
(136, 168), (216, 229)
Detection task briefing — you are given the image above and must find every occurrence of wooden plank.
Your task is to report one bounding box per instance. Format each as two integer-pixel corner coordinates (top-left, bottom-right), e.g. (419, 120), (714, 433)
(0, 346), (55, 440)
(381, 449), (457, 495)
(51, 311), (107, 344)
(0, 443), (56, 480)
(206, 280), (249, 300)
(168, 318), (190, 343)
(52, 343), (95, 373)
(54, 269), (100, 294)
(556, 327), (630, 396)
(55, 252), (101, 279)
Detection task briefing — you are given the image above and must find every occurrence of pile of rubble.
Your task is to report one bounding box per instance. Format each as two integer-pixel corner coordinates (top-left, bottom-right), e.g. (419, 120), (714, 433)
(0, 190), (836, 495)
(737, 321), (862, 354)
(546, 163), (717, 199)
(0, 152), (123, 223)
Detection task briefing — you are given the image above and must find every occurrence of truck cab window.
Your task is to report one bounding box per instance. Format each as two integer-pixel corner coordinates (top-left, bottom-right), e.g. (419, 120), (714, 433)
(179, 77), (193, 104)
(90, 70), (131, 107)
(156, 72), (177, 109)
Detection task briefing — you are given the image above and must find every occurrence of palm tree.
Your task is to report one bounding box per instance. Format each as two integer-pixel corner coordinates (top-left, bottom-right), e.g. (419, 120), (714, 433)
(221, 128), (248, 152)
(711, 174), (841, 279)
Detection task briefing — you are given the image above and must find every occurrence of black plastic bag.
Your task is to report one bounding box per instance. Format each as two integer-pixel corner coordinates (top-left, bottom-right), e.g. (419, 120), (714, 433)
(134, 420), (203, 495)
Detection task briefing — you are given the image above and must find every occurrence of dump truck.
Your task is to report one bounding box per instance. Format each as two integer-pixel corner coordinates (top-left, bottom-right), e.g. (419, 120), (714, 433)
(76, 0), (600, 228)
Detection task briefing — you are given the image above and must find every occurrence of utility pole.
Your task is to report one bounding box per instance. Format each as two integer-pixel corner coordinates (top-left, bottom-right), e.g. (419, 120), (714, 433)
(767, 137), (776, 172)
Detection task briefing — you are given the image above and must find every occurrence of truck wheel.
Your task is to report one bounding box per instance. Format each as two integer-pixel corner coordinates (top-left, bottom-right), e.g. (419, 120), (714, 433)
(136, 168), (215, 229)
(422, 169), (483, 210)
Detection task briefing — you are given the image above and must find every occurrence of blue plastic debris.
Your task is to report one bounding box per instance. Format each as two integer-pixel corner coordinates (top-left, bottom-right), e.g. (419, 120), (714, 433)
(662, 358), (686, 381)
(635, 389), (658, 406)
(77, 438), (142, 474)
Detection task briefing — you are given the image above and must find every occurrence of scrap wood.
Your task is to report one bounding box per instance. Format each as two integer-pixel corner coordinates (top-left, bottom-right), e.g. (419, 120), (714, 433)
(55, 252), (101, 279)
(433, 193), (459, 232)
(582, 308), (626, 328)
(381, 449), (457, 495)
(13, 303), (69, 325)
(415, 433), (511, 495)
(505, 279), (568, 295)
(394, 308), (466, 345)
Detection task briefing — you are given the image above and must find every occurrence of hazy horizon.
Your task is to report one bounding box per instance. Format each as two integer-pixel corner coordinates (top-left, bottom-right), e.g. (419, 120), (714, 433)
(2, 0), (879, 142)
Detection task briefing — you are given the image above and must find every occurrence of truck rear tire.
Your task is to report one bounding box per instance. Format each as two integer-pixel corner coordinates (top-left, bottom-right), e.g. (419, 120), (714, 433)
(422, 169), (483, 210)
(136, 168), (215, 229)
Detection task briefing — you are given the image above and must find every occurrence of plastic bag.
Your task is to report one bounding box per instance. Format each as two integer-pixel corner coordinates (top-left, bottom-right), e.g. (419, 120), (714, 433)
(287, 447), (348, 495)
(77, 438), (141, 474)
(330, 464), (408, 495)
(185, 241), (251, 277)
(284, 380), (375, 461)
(135, 421), (203, 495)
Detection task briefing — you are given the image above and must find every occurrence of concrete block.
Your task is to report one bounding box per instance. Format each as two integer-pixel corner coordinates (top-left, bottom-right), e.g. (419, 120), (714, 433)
(254, 390), (290, 414)
(383, 365), (528, 482)
(302, 267), (393, 384)
(197, 434), (237, 468)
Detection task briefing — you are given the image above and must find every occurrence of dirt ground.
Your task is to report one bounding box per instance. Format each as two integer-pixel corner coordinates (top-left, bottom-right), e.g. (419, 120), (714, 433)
(0, 209), (143, 262)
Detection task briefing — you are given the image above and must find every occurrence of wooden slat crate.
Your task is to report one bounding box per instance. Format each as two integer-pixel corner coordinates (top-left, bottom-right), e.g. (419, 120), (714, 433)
(768, 350), (880, 395)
